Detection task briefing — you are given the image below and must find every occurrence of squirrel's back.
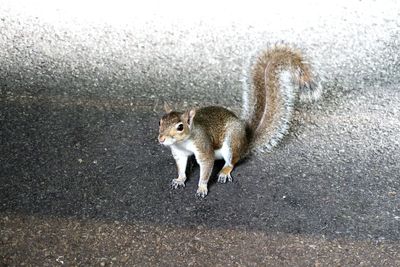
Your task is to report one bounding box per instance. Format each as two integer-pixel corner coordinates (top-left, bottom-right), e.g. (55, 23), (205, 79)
(193, 106), (244, 150)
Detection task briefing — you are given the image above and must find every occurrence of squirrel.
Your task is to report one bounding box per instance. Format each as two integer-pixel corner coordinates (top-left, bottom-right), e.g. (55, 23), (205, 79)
(158, 45), (321, 197)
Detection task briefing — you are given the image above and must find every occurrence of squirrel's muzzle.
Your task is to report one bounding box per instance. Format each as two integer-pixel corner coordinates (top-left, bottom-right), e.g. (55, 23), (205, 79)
(158, 135), (166, 144)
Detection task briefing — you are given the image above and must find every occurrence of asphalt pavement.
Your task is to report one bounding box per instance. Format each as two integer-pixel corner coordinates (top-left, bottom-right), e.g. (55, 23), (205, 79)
(1, 82), (399, 266)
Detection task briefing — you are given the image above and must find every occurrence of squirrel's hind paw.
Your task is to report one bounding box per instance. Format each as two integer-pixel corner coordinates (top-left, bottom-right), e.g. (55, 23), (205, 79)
(218, 166), (234, 183)
(218, 173), (233, 183)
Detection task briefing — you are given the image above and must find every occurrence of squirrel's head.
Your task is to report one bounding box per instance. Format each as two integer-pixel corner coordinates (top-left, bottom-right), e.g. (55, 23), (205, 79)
(158, 103), (196, 146)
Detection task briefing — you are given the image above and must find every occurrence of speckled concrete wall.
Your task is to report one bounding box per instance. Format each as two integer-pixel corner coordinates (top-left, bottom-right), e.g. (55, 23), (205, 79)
(1, 1), (399, 105)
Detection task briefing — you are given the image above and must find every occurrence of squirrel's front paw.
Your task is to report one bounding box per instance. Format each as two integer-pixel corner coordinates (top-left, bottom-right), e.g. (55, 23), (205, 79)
(171, 178), (186, 189)
(196, 184), (208, 198)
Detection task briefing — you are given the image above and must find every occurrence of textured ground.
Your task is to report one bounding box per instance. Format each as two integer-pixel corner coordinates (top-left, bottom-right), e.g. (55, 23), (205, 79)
(1, 1), (400, 266)
(1, 84), (400, 266)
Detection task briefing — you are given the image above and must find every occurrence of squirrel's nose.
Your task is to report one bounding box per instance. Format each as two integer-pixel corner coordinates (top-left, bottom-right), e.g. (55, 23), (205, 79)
(158, 135), (165, 144)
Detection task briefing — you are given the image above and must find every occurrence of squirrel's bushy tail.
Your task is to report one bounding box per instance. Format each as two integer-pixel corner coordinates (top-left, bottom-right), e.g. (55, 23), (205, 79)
(242, 45), (321, 152)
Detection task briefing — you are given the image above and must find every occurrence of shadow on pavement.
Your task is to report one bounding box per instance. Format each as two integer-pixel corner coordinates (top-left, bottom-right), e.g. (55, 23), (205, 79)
(1, 94), (399, 242)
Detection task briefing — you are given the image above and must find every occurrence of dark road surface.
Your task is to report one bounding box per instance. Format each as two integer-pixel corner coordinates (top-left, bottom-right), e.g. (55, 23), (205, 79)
(1, 84), (400, 265)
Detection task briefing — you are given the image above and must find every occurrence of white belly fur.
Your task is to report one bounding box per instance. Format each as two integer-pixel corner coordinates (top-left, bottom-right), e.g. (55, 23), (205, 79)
(172, 135), (232, 161)
(214, 136), (231, 161)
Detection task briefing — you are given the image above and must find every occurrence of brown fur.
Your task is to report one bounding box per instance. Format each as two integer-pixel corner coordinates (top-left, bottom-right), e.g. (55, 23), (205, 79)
(250, 46), (313, 142)
(158, 106), (247, 159)
(191, 106), (236, 150)
(159, 111), (190, 143)
(219, 166), (233, 176)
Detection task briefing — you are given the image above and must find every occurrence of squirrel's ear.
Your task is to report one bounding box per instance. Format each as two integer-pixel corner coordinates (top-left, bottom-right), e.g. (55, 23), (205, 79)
(163, 102), (173, 113)
(183, 108), (196, 127)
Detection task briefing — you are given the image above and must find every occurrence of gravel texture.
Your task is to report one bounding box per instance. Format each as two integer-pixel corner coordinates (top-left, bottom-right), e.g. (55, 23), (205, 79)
(2, 215), (400, 266)
(1, 1), (400, 104)
(1, 1), (400, 265)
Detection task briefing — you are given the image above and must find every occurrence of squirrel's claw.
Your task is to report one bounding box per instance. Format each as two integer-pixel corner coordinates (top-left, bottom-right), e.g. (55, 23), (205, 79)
(218, 173), (232, 183)
(171, 178), (186, 189)
(196, 184), (208, 198)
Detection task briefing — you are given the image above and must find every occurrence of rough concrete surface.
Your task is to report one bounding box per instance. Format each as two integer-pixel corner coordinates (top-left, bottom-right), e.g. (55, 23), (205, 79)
(1, 1), (400, 266)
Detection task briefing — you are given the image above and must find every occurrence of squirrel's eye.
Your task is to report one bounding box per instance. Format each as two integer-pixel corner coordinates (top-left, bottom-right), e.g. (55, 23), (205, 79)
(159, 120), (161, 126)
(177, 124), (184, 131)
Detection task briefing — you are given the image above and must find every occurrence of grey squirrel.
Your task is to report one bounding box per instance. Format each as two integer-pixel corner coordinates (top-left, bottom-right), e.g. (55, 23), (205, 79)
(158, 45), (321, 197)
